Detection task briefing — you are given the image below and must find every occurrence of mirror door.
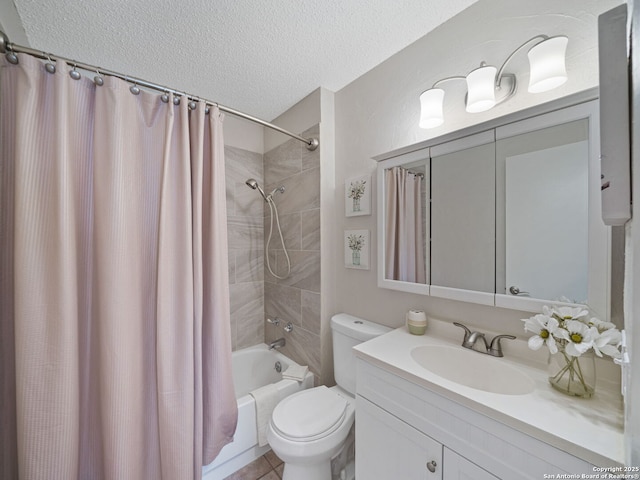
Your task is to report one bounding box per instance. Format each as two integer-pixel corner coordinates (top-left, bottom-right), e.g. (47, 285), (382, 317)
(377, 151), (431, 295)
(494, 100), (609, 318)
(430, 132), (495, 305)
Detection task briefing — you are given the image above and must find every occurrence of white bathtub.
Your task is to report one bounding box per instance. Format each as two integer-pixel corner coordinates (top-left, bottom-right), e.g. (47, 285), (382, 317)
(202, 344), (314, 480)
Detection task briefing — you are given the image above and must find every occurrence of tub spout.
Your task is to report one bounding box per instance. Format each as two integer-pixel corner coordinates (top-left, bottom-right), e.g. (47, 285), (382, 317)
(269, 338), (286, 350)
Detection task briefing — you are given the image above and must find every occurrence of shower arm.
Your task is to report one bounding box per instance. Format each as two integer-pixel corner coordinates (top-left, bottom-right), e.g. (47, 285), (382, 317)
(0, 30), (319, 151)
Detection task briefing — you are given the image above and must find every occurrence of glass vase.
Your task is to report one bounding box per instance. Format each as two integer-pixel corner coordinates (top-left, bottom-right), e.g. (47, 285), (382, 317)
(353, 197), (361, 212)
(548, 346), (596, 398)
(352, 250), (360, 266)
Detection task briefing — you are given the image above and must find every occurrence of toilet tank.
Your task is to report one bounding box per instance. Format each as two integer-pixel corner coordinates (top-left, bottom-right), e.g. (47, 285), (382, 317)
(331, 313), (391, 395)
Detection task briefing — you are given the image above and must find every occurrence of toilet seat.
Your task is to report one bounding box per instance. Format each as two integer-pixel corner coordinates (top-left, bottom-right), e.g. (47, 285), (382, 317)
(270, 386), (348, 442)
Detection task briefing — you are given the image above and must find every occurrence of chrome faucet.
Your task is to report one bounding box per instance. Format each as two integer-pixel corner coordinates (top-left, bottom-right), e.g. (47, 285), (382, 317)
(453, 322), (515, 357)
(488, 334), (517, 357)
(464, 330), (489, 351)
(269, 337), (286, 350)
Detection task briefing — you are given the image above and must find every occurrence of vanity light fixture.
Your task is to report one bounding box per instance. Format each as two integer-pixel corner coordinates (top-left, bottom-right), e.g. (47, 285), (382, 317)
(419, 35), (568, 129)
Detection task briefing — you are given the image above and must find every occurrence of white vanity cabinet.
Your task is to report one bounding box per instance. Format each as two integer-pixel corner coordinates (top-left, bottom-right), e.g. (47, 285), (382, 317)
(355, 358), (597, 480)
(357, 395), (443, 479)
(357, 394), (499, 479)
(443, 449), (499, 480)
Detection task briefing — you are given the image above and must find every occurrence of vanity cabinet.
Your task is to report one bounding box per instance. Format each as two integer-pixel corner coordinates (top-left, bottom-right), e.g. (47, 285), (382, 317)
(355, 358), (596, 480)
(444, 449), (499, 480)
(357, 395), (499, 479)
(357, 395), (443, 479)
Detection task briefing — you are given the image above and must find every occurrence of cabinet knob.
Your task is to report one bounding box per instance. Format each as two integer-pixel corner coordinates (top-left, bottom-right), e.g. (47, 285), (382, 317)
(426, 460), (437, 473)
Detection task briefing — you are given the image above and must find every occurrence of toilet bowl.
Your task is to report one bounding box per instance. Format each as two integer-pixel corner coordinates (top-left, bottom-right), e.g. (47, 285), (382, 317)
(267, 385), (354, 480)
(266, 314), (391, 480)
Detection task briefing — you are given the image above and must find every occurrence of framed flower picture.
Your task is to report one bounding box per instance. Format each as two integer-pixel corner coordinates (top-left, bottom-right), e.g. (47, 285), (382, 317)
(344, 230), (370, 270)
(345, 174), (371, 217)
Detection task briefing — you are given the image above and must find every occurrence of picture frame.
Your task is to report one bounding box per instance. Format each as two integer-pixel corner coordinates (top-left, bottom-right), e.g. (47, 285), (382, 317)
(344, 229), (370, 270)
(345, 174), (371, 217)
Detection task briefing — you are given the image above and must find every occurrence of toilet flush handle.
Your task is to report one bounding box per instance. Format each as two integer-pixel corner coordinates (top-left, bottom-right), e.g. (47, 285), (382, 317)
(426, 460), (437, 473)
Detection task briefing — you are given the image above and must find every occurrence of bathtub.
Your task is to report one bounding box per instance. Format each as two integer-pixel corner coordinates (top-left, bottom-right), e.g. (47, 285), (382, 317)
(202, 344), (314, 480)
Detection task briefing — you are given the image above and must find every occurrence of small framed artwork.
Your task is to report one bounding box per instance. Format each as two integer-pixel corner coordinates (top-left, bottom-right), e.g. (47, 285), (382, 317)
(344, 230), (370, 270)
(345, 174), (371, 217)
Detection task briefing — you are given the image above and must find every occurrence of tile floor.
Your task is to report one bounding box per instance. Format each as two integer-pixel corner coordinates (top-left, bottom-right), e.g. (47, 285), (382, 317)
(223, 450), (284, 480)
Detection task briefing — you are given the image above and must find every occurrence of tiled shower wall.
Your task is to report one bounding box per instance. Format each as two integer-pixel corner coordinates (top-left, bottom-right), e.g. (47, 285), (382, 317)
(225, 145), (265, 351)
(263, 125), (322, 379)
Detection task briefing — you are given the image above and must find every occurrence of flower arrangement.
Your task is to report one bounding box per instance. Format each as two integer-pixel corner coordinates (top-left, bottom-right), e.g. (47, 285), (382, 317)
(347, 234), (365, 252)
(523, 306), (621, 358)
(347, 180), (367, 201)
(523, 306), (622, 397)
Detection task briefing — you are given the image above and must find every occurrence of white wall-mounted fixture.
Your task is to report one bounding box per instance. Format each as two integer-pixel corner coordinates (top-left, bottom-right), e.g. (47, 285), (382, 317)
(419, 35), (568, 129)
(598, 5), (630, 226)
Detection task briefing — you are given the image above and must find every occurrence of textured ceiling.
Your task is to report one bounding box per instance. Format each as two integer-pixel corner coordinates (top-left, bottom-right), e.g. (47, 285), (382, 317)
(12, 0), (478, 121)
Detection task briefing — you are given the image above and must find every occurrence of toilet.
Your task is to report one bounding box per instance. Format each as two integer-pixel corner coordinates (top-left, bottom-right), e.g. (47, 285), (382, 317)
(267, 313), (391, 480)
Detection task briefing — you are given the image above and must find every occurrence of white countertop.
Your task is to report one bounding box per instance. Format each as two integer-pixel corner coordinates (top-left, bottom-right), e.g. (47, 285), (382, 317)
(353, 324), (625, 467)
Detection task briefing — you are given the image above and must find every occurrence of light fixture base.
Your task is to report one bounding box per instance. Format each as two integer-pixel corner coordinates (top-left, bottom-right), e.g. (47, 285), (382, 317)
(495, 73), (517, 106)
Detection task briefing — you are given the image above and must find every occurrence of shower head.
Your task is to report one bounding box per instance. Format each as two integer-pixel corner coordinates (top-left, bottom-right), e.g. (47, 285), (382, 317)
(245, 178), (269, 202)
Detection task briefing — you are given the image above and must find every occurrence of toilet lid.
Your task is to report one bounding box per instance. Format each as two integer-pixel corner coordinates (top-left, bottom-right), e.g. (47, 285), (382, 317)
(271, 386), (348, 441)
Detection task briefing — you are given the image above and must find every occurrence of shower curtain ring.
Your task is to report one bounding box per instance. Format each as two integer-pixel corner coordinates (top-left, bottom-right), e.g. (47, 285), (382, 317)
(129, 81), (140, 95)
(44, 53), (56, 74)
(173, 95), (181, 106)
(188, 98), (198, 110)
(6, 44), (18, 64)
(69, 63), (81, 80)
(161, 90), (170, 103)
(94, 68), (104, 86)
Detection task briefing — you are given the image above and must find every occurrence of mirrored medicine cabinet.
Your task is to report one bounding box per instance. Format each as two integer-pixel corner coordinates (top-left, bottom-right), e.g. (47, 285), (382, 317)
(376, 92), (612, 320)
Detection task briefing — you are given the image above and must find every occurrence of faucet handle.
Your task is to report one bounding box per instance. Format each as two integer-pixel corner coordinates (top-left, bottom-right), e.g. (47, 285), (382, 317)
(489, 334), (516, 357)
(453, 322), (471, 340)
(267, 317), (280, 327)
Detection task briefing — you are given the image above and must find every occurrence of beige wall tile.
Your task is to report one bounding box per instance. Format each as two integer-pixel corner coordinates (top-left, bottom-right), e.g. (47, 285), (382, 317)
(265, 282), (302, 327)
(225, 145), (263, 185)
(230, 281), (263, 320)
(237, 311), (265, 350)
(264, 211), (301, 251)
(235, 250), (264, 284)
(227, 216), (264, 251)
(301, 208), (320, 251)
(265, 167), (320, 216)
(279, 325), (321, 379)
(278, 251), (321, 293)
(264, 138), (302, 185)
(301, 291), (321, 335)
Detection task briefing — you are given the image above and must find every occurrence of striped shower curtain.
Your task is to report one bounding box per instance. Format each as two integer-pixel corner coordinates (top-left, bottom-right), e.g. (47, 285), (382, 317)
(385, 166), (427, 284)
(0, 53), (237, 480)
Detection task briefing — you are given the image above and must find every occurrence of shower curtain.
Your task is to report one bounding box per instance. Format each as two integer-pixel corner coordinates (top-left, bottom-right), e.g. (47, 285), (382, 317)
(0, 54), (237, 479)
(385, 166), (427, 284)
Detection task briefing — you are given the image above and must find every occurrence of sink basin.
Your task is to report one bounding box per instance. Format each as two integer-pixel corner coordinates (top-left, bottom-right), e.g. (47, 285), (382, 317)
(410, 345), (535, 395)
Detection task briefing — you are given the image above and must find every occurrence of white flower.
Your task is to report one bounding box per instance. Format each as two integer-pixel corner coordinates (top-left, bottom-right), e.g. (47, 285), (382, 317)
(564, 320), (597, 357)
(525, 305), (623, 361)
(587, 317), (617, 333)
(592, 328), (622, 359)
(547, 305), (589, 322)
(523, 314), (562, 354)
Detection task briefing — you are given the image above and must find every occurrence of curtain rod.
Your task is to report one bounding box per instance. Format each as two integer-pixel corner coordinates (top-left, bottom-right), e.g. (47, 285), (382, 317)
(0, 30), (319, 151)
